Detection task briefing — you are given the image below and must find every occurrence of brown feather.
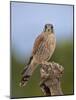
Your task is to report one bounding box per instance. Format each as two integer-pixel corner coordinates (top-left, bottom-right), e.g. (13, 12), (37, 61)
(32, 34), (44, 55)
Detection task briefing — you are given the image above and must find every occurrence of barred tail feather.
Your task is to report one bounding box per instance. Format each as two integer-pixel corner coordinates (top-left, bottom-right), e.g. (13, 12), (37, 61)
(20, 66), (32, 87)
(19, 57), (36, 87)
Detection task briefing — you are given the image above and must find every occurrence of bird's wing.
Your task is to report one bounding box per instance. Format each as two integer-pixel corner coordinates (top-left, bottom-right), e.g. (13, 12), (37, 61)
(32, 34), (44, 56)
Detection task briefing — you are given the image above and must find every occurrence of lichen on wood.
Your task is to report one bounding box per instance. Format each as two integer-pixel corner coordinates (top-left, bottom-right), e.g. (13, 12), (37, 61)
(39, 61), (64, 96)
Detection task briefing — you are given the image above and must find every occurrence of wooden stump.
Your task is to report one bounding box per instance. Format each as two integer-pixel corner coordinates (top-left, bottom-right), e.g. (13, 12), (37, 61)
(39, 61), (64, 96)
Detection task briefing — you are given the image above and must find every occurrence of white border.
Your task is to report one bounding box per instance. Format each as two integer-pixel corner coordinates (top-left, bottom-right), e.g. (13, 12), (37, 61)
(0, 0), (76, 100)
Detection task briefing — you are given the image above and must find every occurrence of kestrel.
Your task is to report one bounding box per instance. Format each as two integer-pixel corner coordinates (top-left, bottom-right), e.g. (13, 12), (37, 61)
(20, 24), (56, 87)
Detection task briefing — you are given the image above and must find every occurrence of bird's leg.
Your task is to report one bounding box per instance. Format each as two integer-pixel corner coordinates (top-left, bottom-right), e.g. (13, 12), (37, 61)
(41, 61), (50, 66)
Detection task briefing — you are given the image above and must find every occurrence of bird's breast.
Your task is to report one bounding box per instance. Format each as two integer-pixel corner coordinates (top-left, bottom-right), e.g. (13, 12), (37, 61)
(34, 34), (56, 63)
(46, 34), (56, 60)
(48, 34), (56, 49)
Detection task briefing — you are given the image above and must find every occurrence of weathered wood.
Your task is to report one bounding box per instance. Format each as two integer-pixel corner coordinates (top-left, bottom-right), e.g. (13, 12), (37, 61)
(39, 61), (64, 96)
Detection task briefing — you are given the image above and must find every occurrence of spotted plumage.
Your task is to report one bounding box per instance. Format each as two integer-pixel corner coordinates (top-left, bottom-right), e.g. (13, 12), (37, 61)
(20, 24), (56, 87)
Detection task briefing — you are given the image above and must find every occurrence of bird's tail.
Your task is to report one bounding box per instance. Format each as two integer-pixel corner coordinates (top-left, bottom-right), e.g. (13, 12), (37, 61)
(19, 56), (37, 87)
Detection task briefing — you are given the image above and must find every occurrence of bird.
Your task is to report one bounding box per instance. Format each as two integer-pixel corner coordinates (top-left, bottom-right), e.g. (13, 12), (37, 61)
(19, 24), (56, 87)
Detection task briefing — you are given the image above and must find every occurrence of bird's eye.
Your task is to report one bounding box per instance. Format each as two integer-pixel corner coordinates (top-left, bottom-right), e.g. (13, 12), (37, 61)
(51, 25), (53, 29)
(45, 25), (47, 29)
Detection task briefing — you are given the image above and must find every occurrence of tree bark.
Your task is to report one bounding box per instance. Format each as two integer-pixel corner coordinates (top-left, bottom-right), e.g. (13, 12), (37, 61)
(39, 61), (64, 96)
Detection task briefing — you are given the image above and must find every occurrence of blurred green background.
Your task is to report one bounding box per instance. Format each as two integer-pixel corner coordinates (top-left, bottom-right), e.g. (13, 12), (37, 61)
(11, 40), (74, 98)
(11, 2), (74, 98)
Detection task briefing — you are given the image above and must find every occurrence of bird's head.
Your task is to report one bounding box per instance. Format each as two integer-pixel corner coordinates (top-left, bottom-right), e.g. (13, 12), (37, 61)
(44, 24), (54, 33)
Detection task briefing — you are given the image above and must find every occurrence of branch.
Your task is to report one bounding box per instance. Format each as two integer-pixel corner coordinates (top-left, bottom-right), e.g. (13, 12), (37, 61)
(39, 61), (64, 96)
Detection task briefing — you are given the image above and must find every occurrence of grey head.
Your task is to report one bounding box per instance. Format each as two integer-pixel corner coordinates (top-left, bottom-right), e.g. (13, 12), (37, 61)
(44, 24), (54, 33)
